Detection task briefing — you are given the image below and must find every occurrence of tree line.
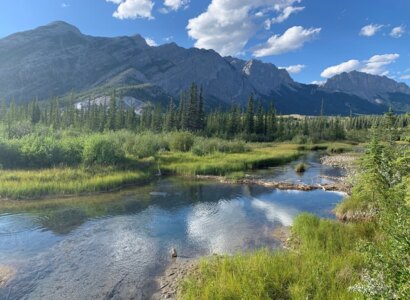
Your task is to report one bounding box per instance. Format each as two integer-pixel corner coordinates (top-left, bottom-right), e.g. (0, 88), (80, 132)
(1, 83), (409, 142)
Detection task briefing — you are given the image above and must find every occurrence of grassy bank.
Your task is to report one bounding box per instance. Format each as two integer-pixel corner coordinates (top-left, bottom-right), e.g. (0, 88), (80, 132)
(181, 214), (374, 300)
(180, 138), (410, 300)
(159, 143), (301, 176)
(0, 141), (353, 200)
(0, 167), (151, 200)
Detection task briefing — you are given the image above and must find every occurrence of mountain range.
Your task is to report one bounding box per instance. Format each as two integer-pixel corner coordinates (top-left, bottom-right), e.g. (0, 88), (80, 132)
(1, 21), (409, 115)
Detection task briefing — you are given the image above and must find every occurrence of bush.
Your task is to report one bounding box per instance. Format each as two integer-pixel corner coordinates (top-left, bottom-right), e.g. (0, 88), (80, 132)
(0, 138), (22, 168)
(192, 138), (249, 156)
(168, 132), (195, 152)
(126, 133), (169, 158)
(83, 134), (125, 166)
(19, 134), (66, 168)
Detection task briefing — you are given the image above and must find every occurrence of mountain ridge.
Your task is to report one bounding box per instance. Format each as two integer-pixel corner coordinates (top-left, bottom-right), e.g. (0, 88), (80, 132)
(0, 21), (409, 115)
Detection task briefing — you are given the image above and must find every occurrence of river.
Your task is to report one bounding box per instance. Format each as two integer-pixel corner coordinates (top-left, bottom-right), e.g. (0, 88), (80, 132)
(0, 152), (346, 299)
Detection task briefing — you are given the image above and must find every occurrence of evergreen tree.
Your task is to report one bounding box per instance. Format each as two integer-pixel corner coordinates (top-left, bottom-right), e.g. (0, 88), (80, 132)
(245, 95), (255, 135)
(106, 91), (117, 130)
(165, 97), (176, 131)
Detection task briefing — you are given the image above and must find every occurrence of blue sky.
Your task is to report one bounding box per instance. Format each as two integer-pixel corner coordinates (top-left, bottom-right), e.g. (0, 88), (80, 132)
(0, 0), (409, 84)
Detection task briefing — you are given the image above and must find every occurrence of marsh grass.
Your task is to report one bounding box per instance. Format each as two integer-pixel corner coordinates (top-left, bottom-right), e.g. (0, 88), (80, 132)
(181, 213), (375, 300)
(0, 167), (151, 200)
(159, 143), (301, 176)
(294, 162), (308, 173)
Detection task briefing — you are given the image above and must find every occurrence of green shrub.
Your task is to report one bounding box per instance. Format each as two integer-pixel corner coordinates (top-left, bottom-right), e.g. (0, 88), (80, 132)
(168, 132), (195, 152)
(191, 137), (249, 156)
(0, 138), (22, 168)
(83, 134), (125, 166)
(125, 133), (169, 158)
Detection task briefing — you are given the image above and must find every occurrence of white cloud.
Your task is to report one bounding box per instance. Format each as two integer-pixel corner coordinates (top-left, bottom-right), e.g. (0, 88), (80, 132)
(61, 3), (70, 8)
(279, 64), (306, 74)
(320, 54), (400, 78)
(187, 0), (304, 56)
(265, 5), (304, 29)
(311, 80), (325, 86)
(163, 0), (189, 12)
(400, 75), (410, 80)
(145, 37), (158, 46)
(321, 60), (360, 78)
(360, 54), (399, 75)
(163, 35), (174, 42)
(106, 0), (154, 20)
(390, 25), (405, 38)
(253, 26), (321, 57)
(359, 24), (383, 37)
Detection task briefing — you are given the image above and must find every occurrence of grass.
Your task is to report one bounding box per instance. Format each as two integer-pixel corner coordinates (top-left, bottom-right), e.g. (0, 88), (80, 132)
(158, 143), (301, 176)
(0, 167), (151, 200)
(180, 213), (375, 300)
(0, 142), (354, 200)
(294, 162), (308, 173)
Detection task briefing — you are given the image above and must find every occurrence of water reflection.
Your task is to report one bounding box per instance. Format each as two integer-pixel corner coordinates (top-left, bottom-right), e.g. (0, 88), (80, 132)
(0, 153), (345, 300)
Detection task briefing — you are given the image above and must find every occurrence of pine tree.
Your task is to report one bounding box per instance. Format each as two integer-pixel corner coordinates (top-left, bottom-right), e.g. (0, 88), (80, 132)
(106, 91), (117, 130)
(255, 102), (265, 135)
(245, 95), (255, 135)
(165, 97), (176, 131)
(30, 100), (41, 124)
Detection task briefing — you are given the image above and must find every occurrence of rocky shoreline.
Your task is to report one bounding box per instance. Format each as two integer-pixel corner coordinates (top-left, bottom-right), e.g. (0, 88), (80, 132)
(151, 258), (197, 300)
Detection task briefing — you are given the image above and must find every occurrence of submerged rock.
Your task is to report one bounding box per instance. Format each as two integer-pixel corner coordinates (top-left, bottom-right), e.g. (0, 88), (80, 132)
(0, 265), (15, 288)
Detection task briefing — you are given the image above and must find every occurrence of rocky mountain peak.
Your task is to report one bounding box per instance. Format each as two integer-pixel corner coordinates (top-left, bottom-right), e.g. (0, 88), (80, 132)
(37, 21), (82, 35)
(322, 71), (410, 103)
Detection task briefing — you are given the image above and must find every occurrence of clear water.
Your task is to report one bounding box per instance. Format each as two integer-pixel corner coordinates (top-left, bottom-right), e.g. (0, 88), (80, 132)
(0, 153), (345, 299)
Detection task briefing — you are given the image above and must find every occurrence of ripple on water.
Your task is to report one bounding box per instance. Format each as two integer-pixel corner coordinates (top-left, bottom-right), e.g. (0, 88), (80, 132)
(0, 213), (49, 235)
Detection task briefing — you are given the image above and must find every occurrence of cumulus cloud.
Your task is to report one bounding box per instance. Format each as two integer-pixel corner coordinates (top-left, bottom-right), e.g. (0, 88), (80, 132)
(400, 75), (410, 80)
(163, 0), (189, 11)
(360, 54), (399, 75)
(390, 25), (405, 38)
(321, 60), (361, 78)
(187, 0), (304, 56)
(106, 0), (154, 20)
(145, 37), (158, 46)
(359, 24), (383, 37)
(253, 26), (321, 57)
(279, 64), (306, 74)
(320, 54), (400, 78)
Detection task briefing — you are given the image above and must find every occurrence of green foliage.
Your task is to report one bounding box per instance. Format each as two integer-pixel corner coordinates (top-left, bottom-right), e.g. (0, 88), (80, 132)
(83, 134), (125, 166)
(168, 131), (195, 152)
(125, 132), (169, 158)
(191, 137), (249, 156)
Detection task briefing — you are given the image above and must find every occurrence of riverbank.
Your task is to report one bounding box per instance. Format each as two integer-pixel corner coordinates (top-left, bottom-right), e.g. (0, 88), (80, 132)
(0, 142), (353, 201)
(154, 152), (361, 299)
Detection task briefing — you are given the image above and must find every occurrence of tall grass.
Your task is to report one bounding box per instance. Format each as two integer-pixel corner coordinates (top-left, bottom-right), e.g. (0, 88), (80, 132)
(0, 168), (150, 199)
(159, 143), (301, 176)
(181, 213), (375, 300)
